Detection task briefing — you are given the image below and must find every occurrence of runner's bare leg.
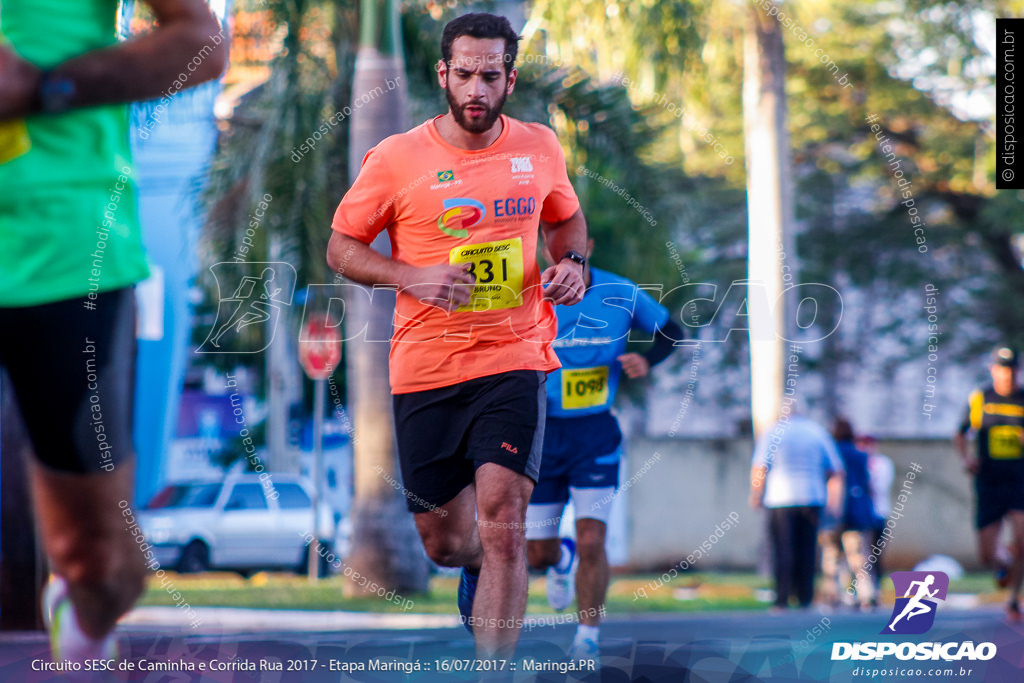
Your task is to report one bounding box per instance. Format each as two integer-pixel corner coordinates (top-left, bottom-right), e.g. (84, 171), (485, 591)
(1006, 511), (1024, 605)
(473, 463), (533, 657)
(414, 484), (482, 570)
(977, 519), (1003, 570)
(575, 518), (608, 626)
(30, 462), (145, 638)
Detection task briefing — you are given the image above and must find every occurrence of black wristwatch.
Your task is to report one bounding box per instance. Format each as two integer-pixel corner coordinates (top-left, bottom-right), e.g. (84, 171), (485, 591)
(560, 249), (586, 267)
(35, 70), (77, 115)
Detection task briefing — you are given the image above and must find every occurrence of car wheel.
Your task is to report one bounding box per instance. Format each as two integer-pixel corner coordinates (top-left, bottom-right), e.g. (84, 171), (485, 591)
(177, 540), (210, 573)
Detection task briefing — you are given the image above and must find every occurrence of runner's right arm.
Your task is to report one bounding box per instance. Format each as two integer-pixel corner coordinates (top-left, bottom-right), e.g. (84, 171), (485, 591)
(327, 232), (476, 311)
(953, 431), (977, 473)
(748, 465), (768, 509)
(0, 0), (227, 120)
(954, 390), (981, 474)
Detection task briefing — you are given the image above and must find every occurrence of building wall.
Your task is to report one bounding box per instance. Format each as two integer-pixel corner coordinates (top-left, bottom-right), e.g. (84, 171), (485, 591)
(624, 437), (978, 571)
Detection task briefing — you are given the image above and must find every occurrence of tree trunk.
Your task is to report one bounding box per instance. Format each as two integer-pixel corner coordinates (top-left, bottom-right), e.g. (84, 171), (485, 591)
(342, 0), (429, 594)
(743, 1), (796, 438)
(266, 233), (302, 472)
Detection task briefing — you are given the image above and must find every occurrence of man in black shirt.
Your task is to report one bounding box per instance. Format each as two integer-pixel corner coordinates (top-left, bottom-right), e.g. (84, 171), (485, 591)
(955, 346), (1024, 621)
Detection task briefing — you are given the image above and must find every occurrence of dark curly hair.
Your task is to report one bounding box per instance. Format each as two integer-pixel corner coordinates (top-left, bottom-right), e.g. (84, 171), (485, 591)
(831, 417), (855, 443)
(441, 13), (520, 75)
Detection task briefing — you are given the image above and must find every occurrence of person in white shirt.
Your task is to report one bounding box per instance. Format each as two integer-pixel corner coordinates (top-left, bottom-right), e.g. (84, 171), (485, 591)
(750, 411), (845, 609)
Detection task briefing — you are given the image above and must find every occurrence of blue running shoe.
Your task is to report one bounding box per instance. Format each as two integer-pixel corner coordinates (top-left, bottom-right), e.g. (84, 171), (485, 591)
(458, 567), (480, 633)
(995, 564), (1010, 589)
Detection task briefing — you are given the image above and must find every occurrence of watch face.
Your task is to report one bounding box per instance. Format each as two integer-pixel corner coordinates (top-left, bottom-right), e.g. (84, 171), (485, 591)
(40, 74), (76, 114)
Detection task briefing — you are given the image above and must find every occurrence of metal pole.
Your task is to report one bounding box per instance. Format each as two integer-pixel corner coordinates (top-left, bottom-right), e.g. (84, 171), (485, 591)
(308, 377), (326, 582)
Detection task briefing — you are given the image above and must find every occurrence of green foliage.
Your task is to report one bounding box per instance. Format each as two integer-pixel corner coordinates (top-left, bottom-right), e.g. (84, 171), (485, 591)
(196, 0), (357, 391)
(211, 420), (267, 470)
(199, 0), (1024, 420)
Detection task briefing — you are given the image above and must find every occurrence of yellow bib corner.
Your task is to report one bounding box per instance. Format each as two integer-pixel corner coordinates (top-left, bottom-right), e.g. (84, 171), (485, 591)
(0, 121), (30, 164)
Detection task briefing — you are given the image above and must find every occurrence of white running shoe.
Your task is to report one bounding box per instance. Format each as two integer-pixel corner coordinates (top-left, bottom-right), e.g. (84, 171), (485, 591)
(546, 537), (577, 611)
(568, 635), (600, 664)
(43, 576), (118, 665)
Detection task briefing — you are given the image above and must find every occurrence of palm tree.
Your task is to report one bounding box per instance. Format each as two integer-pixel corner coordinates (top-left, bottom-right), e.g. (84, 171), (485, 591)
(341, 0), (429, 594)
(201, 0), (349, 474)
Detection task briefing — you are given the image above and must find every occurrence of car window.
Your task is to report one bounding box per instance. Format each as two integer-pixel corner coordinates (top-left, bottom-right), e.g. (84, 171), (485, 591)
(224, 483), (268, 511)
(275, 483), (311, 509)
(146, 483), (221, 509)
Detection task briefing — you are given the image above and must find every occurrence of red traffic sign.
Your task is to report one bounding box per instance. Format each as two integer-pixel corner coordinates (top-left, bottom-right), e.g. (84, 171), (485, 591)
(299, 314), (342, 380)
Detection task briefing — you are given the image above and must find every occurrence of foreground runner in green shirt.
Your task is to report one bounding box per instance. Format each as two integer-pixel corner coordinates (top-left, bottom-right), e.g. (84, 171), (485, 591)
(0, 0), (225, 664)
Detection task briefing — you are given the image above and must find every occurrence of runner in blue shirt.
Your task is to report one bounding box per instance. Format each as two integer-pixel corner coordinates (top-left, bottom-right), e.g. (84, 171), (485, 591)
(525, 241), (684, 661)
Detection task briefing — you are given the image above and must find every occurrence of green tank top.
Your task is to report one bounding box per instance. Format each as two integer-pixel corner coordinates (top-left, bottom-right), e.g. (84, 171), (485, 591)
(0, 0), (148, 306)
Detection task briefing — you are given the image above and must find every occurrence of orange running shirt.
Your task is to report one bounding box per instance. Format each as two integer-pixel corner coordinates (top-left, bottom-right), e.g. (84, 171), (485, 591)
(332, 115), (581, 394)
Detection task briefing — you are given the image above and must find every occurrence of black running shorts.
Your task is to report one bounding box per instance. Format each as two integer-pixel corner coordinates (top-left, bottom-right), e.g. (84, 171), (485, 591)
(975, 477), (1024, 529)
(0, 288), (136, 474)
(393, 370), (546, 513)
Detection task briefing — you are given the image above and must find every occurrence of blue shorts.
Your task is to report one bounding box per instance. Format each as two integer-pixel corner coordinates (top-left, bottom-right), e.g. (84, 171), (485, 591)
(530, 411), (622, 505)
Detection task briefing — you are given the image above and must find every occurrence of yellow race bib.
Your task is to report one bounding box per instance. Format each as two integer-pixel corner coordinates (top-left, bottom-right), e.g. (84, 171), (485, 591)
(562, 366), (609, 410)
(449, 237), (524, 312)
(0, 121), (30, 164)
(0, 29), (30, 164)
(989, 425), (1023, 459)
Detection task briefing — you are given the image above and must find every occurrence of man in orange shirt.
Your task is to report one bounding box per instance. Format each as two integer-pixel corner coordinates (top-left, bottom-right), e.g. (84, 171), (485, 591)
(327, 13), (587, 657)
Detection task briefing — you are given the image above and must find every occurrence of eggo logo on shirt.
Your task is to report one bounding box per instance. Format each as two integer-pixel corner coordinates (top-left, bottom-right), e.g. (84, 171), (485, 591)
(493, 196), (536, 218)
(437, 198), (486, 238)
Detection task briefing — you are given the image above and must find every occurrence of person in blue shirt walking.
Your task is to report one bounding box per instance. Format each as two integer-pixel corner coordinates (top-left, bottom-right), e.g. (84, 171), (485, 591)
(525, 240), (684, 661)
(819, 418), (877, 610)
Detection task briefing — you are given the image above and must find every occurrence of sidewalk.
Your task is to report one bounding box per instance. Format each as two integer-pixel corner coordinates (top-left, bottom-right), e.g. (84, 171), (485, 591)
(121, 606), (462, 632)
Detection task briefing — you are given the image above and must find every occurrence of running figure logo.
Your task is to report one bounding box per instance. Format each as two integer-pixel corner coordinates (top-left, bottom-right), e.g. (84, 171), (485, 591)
(882, 571), (949, 635)
(198, 263), (296, 353)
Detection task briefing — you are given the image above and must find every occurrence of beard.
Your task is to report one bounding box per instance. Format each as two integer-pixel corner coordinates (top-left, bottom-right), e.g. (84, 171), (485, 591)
(446, 84), (507, 134)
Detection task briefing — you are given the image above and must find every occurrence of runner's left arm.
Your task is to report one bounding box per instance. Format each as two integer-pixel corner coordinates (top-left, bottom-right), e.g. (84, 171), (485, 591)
(618, 283), (686, 379)
(540, 208), (587, 306)
(619, 321), (685, 379)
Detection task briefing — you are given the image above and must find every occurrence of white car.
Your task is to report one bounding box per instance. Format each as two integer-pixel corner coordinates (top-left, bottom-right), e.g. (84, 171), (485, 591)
(138, 473), (343, 575)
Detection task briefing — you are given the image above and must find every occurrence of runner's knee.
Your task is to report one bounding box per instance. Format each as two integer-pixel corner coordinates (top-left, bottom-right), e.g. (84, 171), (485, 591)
(978, 541), (998, 566)
(576, 537), (606, 564)
(477, 491), (527, 526)
(526, 540), (560, 569)
(420, 533), (470, 567)
(479, 520), (526, 562)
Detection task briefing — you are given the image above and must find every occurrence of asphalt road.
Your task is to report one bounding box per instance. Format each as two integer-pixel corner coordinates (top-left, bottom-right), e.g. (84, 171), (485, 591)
(1, 605), (1021, 682)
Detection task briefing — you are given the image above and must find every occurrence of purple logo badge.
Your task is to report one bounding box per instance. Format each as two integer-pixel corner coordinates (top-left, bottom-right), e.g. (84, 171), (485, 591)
(882, 571), (948, 635)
